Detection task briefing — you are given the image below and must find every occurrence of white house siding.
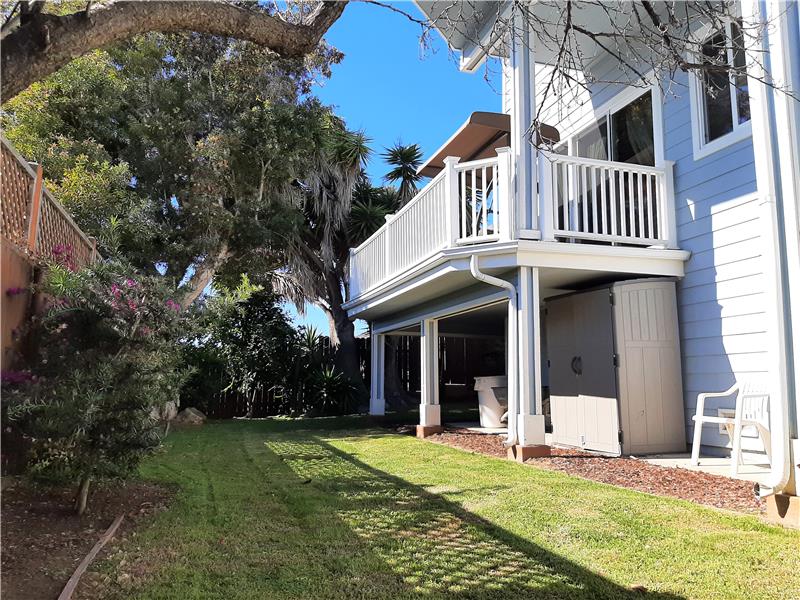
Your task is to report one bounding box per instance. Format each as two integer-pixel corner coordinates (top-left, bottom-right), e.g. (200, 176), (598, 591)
(532, 56), (770, 453)
(664, 71), (768, 454)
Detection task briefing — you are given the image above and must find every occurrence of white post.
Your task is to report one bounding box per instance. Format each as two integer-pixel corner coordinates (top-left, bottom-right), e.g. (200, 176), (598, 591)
(496, 147), (514, 241)
(419, 319), (441, 430)
(768, 1), (800, 476)
(538, 152), (555, 241)
(662, 160), (677, 248)
(741, 0), (792, 499)
(348, 248), (358, 300)
(383, 213), (393, 277)
(444, 156), (461, 245)
(369, 331), (385, 415)
(516, 266), (546, 448)
(510, 8), (534, 234)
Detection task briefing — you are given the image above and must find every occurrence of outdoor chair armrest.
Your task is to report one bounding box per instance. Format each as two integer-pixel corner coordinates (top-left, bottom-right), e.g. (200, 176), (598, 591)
(695, 384), (740, 417)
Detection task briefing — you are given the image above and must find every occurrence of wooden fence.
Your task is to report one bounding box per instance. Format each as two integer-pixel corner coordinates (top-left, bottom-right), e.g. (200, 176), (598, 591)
(1, 136), (97, 266)
(1, 136), (98, 362)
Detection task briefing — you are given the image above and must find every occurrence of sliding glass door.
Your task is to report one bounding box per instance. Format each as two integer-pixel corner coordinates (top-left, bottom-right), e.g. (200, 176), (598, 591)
(559, 90), (657, 241)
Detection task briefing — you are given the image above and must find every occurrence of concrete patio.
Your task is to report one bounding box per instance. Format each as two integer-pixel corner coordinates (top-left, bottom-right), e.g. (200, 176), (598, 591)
(642, 453), (771, 485)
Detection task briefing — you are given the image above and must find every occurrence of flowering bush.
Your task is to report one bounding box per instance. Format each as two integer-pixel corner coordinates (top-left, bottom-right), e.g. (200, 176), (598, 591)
(4, 260), (189, 514)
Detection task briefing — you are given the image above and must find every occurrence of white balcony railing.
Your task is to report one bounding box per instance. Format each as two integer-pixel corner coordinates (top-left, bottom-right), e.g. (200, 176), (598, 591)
(538, 152), (676, 247)
(348, 148), (676, 301)
(349, 150), (512, 299)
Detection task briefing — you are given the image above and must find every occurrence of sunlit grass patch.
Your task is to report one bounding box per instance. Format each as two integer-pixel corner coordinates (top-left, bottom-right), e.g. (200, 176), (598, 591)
(93, 418), (799, 600)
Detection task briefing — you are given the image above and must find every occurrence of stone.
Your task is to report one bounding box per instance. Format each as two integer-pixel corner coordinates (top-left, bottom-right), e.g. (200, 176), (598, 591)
(150, 400), (178, 422)
(174, 407), (207, 426)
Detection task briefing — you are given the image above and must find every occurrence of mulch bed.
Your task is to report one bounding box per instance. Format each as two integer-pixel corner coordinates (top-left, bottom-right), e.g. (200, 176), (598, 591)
(1, 478), (173, 600)
(417, 427), (764, 514)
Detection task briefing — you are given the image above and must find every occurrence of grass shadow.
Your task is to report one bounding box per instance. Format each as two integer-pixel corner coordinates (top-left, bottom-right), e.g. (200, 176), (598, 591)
(262, 427), (684, 599)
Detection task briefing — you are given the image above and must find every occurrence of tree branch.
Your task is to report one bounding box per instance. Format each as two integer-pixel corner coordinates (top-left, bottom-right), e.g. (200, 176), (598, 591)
(1, 0), (347, 100)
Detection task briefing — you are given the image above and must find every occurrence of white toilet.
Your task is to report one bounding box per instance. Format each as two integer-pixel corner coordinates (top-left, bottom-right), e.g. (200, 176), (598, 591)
(473, 376), (508, 428)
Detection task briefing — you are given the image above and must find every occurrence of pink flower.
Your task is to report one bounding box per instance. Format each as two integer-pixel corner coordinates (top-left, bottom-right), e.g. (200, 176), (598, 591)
(1, 370), (33, 385)
(127, 299), (137, 311)
(125, 278), (137, 288)
(110, 284), (121, 298)
(165, 299), (181, 313)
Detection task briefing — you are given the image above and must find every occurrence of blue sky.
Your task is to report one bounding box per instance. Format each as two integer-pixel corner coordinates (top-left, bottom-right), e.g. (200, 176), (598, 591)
(284, 1), (501, 334)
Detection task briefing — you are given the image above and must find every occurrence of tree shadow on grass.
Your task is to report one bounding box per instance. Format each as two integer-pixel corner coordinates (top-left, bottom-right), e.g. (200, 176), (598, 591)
(262, 430), (685, 600)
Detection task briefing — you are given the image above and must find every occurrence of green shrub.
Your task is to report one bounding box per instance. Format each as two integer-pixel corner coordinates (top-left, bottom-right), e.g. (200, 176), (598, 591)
(184, 279), (357, 418)
(4, 259), (188, 514)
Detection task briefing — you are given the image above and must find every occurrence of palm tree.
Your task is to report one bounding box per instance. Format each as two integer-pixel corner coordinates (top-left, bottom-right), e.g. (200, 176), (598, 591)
(382, 143), (423, 205)
(277, 115), (371, 393)
(349, 178), (400, 243)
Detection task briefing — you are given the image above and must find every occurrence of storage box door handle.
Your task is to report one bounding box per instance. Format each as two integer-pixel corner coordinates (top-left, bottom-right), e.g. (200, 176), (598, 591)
(570, 356), (583, 375)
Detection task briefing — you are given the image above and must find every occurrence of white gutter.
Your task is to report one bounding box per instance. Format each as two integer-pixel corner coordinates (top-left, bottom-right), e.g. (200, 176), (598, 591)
(469, 255), (518, 447)
(744, 0), (793, 497)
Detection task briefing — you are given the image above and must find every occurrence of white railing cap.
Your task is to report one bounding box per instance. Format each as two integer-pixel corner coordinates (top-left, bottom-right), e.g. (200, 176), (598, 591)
(540, 150), (666, 175)
(453, 156), (500, 171)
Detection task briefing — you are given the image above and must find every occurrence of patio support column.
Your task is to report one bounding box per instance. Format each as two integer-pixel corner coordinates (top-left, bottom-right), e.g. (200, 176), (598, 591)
(509, 7), (537, 233)
(369, 331), (385, 416)
(418, 318), (442, 438)
(509, 266), (549, 461)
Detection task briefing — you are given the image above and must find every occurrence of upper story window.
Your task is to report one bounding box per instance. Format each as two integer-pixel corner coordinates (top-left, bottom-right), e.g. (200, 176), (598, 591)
(690, 20), (752, 160)
(570, 89), (656, 167)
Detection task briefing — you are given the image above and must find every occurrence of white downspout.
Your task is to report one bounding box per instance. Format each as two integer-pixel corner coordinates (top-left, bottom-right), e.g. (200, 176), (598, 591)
(470, 255), (518, 447)
(743, 0), (793, 497)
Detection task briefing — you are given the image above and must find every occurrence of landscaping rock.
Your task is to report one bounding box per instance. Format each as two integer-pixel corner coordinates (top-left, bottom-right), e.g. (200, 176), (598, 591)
(150, 400), (178, 422)
(173, 408), (207, 426)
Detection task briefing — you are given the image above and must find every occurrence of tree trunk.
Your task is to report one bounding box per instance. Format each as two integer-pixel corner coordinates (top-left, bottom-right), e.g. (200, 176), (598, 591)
(1, 1), (347, 100)
(74, 476), (91, 516)
(180, 243), (231, 309)
(324, 270), (367, 399)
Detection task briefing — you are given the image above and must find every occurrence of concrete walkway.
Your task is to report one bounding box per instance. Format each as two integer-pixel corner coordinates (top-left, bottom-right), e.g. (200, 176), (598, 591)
(642, 453), (771, 485)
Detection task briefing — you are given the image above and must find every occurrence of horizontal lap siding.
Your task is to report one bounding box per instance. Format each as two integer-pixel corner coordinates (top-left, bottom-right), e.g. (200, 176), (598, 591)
(536, 62), (767, 452)
(665, 72), (766, 451)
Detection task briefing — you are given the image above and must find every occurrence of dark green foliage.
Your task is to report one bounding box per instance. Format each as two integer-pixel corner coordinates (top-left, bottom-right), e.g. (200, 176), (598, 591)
(199, 277), (299, 414)
(382, 142), (424, 204)
(1, 34), (341, 297)
(183, 281), (356, 418)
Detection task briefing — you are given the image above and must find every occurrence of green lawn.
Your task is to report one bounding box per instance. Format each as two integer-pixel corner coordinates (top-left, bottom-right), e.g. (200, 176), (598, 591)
(100, 418), (800, 599)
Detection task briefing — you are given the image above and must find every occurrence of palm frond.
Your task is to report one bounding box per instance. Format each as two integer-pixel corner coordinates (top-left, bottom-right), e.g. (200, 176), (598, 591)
(382, 142), (423, 205)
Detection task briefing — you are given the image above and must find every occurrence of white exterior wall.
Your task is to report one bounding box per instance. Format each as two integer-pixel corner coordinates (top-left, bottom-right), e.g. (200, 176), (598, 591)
(534, 55), (769, 453)
(664, 71), (769, 453)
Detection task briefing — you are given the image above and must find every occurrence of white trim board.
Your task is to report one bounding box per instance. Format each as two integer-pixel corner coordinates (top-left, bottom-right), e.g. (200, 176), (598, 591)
(372, 293), (508, 334)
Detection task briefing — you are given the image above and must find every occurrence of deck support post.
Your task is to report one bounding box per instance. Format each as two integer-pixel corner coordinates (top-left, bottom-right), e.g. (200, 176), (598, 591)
(509, 7), (536, 234)
(418, 318), (442, 437)
(509, 266), (549, 461)
(444, 156), (461, 245)
(369, 331), (385, 416)
(496, 147), (514, 241)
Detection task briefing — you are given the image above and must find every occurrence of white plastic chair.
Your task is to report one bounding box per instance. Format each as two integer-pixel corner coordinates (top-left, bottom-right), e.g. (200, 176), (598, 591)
(690, 382), (771, 477)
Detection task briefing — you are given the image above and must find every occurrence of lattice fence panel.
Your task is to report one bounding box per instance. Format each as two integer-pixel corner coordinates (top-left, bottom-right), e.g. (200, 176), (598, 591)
(1, 143), (32, 248)
(36, 191), (94, 267)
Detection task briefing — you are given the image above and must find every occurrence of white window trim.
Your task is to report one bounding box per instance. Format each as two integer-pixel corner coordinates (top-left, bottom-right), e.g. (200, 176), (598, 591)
(688, 21), (753, 162)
